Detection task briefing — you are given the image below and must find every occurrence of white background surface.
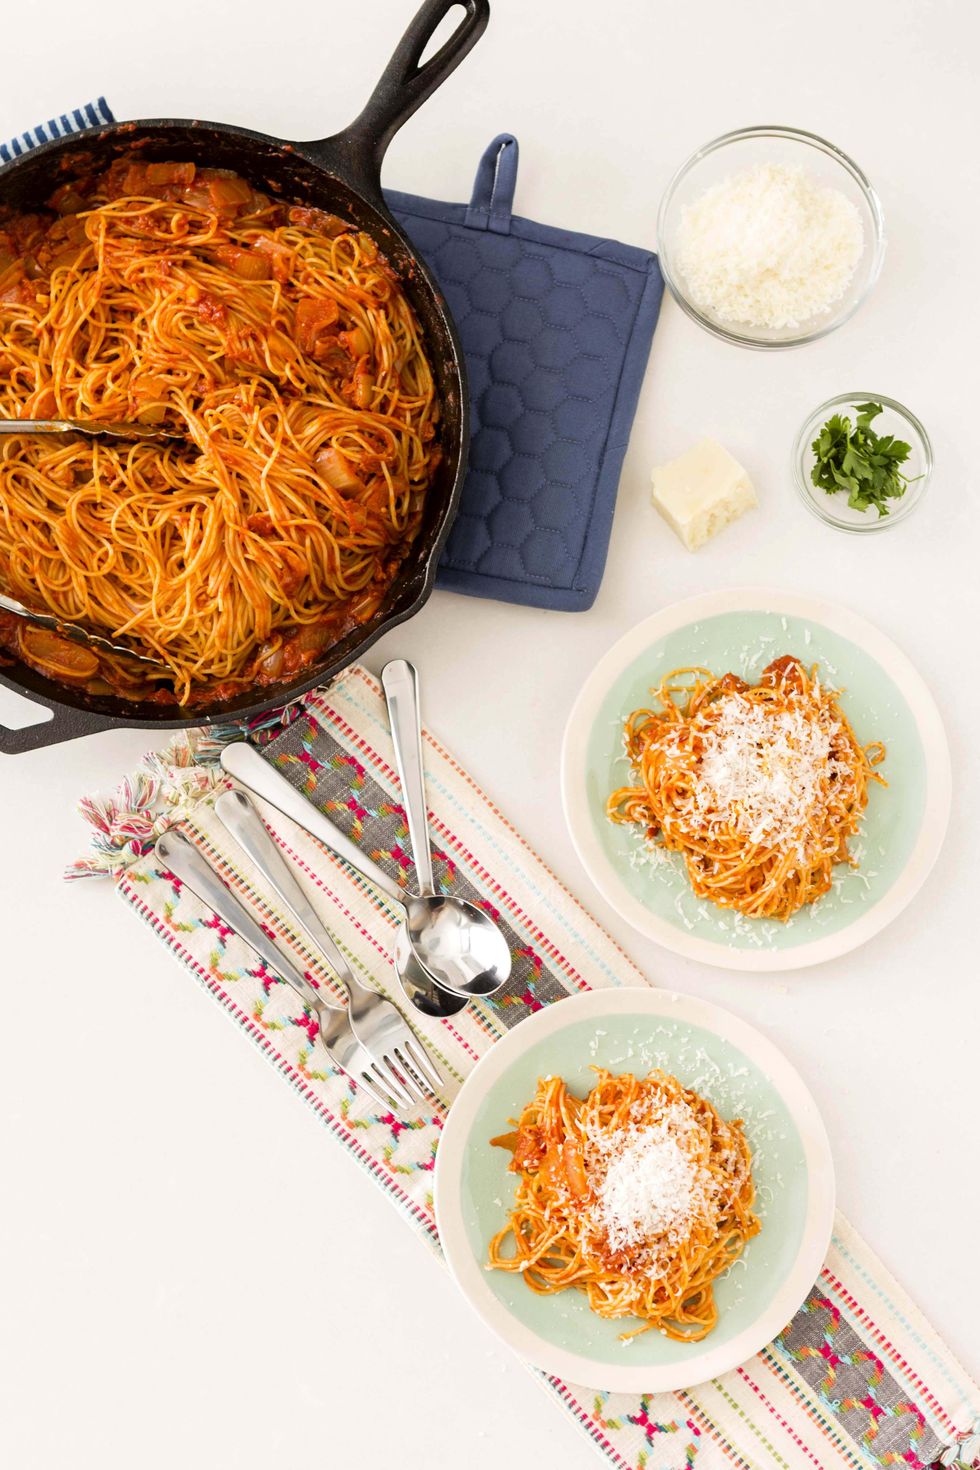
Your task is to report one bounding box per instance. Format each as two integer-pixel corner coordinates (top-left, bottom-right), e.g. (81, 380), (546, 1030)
(0, 2), (977, 1466)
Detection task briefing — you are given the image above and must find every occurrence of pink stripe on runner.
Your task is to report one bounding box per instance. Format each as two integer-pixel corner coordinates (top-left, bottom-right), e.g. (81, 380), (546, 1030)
(819, 1267), (957, 1436)
(736, 1364), (829, 1470)
(677, 1391), (756, 1470)
(546, 1380), (635, 1470)
(757, 1350), (868, 1470)
(120, 877), (443, 1243)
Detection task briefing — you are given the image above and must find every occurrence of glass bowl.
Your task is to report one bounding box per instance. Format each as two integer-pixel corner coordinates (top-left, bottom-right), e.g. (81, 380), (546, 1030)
(793, 393), (932, 533)
(657, 126), (886, 349)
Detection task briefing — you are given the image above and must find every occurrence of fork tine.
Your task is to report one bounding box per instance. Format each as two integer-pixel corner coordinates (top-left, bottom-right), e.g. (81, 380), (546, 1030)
(349, 1067), (389, 1110)
(390, 1045), (428, 1099)
(364, 1067), (405, 1112)
(402, 1033), (443, 1093)
(386, 1049), (428, 1105)
(369, 1058), (415, 1110)
(394, 1043), (442, 1103)
(394, 1041), (439, 1098)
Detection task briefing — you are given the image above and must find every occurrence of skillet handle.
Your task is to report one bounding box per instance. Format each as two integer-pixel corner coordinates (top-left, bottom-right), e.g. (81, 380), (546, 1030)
(309, 0), (491, 199)
(0, 677), (117, 755)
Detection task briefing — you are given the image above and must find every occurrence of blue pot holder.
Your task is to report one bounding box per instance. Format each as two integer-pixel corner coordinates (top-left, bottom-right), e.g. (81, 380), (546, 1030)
(388, 134), (664, 610)
(2, 112), (663, 612)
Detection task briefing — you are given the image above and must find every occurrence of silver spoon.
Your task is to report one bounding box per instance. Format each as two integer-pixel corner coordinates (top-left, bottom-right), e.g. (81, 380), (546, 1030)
(394, 925), (467, 1019)
(0, 589), (170, 670)
(219, 738), (506, 1005)
(380, 659), (512, 999)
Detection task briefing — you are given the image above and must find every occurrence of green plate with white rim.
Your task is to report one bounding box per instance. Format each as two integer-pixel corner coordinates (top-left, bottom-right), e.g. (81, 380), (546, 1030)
(434, 987), (835, 1394)
(560, 589), (951, 972)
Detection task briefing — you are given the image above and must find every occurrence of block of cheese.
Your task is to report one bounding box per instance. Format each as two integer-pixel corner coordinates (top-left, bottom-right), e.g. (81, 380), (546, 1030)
(650, 439), (757, 551)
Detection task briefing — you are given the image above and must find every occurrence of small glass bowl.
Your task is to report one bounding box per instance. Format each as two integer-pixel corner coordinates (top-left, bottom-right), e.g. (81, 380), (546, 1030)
(657, 125), (886, 349)
(793, 393), (932, 533)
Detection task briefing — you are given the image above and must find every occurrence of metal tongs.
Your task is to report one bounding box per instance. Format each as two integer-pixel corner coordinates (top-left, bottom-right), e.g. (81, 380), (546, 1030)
(0, 419), (185, 669)
(0, 590), (168, 670)
(0, 417), (184, 444)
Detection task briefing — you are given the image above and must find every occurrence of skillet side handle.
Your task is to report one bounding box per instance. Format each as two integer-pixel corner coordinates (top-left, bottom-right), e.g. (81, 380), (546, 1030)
(308, 0), (490, 200)
(0, 678), (117, 754)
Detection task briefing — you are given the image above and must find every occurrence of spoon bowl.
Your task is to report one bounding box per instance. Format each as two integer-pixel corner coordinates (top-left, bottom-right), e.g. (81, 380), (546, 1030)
(403, 893), (511, 998)
(381, 659), (512, 1000)
(395, 925), (469, 1018)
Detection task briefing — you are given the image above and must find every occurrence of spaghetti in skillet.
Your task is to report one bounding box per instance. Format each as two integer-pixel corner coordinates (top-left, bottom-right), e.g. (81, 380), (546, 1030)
(489, 1068), (759, 1342)
(607, 655), (886, 921)
(0, 159), (440, 703)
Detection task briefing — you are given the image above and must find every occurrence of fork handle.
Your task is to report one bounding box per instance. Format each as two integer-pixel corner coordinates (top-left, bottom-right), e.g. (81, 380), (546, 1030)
(215, 788), (362, 994)
(220, 741), (406, 906)
(154, 829), (338, 1016)
(214, 788), (385, 1029)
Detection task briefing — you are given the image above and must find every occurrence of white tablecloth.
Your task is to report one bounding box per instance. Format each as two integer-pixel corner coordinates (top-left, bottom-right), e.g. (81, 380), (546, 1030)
(1, 2), (977, 1465)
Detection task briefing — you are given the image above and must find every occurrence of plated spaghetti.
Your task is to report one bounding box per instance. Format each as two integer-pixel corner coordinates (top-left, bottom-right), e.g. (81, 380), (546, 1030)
(489, 1069), (759, 1342)
(0, 159), (440, 703)
(607, 655), (886, 921)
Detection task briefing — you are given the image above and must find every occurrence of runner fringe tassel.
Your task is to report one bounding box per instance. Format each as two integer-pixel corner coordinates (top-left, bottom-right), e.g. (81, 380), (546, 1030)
(65, 696), (309, 881)
(934, 1422), (980, 1468)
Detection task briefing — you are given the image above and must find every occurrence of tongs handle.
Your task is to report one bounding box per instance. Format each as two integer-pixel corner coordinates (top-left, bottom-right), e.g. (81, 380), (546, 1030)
(0, 417), (183, 442)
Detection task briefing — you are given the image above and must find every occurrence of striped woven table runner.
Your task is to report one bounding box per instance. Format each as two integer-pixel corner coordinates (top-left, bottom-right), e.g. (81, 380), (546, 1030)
(74, 666), (979, 1470)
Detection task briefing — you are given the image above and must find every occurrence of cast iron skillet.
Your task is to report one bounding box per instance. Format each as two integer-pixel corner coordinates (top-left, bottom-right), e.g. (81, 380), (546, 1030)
(0, 0), (490, 754)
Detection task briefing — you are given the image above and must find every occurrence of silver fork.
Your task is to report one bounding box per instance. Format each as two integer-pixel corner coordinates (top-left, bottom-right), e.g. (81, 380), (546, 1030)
(214, 788), (442, 1103)
(154, 829), (415, 1112)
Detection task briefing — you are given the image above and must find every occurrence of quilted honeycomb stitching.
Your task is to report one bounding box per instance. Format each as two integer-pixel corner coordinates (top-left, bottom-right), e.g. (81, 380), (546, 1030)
(391, 208), (652, 595)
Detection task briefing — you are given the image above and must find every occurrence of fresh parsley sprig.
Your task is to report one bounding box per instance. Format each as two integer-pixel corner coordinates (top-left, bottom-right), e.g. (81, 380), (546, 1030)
(810, 401), (918, 517)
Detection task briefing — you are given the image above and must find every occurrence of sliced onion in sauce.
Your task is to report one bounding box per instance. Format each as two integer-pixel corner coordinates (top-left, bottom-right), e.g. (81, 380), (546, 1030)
(314, 446), (364, 495)
(353, 369), (374, 409)
(293, 624), (331, 655)
(212, 244), (271, 281)
(256, 641), (285, 679)
(340, 325), (370, 359)
(348, 588), (384, 623)
(207, 173), (252, 209)
(18, 625), (99, 681)
(146, 162), (197, 187)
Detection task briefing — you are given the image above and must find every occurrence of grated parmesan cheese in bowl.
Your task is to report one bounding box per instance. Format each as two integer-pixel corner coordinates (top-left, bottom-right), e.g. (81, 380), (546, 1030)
(657, 126), (884, 348)
(675, 163), (863, 330)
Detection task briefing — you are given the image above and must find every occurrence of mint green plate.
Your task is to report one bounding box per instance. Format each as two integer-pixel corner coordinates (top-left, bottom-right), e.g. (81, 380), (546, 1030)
(561, 590), (950, 971)
(435, 988), (835, 1392)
